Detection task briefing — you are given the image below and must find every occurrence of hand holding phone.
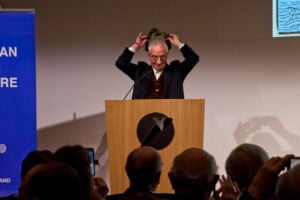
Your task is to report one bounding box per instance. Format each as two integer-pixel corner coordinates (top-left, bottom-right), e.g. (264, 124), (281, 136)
(287, 157), (300, 170)
(85, 148), (95, 176)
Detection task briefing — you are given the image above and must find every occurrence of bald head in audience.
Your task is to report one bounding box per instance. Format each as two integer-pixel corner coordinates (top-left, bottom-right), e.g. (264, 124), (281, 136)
(225, 143), (269, 191)
(168, 147), (218, 200)
(125, 146), (163, 192)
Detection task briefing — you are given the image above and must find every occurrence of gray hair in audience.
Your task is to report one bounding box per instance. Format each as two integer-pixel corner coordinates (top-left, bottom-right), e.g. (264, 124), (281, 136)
(225, 143), (269, 190)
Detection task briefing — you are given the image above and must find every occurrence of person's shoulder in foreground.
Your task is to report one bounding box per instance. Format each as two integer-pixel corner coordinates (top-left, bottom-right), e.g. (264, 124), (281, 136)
(238, 154), (294, 200)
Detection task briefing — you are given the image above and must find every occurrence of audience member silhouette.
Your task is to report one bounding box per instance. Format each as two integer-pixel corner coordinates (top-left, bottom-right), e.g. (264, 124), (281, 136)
(5, 143), (295, 200)
(168, 147), (219, 200)
(106, 146), (169, 200)
(225, 143), (269, 191)
(20, 150), (53, 179)
(53, 145), (103, 200)
(0, 150), (53, 200)
(238, 154), (293, 200)
(275, 162), (300, 200)
(19, 161), (82, 200)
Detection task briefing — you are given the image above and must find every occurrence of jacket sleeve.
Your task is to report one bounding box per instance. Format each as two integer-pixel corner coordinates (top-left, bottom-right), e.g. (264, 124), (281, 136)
(115, 48), (137, 80)
(177, 44), (200, 78)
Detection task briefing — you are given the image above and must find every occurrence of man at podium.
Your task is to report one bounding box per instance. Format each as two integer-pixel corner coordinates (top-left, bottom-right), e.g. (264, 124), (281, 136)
(115, 31), (199, 99)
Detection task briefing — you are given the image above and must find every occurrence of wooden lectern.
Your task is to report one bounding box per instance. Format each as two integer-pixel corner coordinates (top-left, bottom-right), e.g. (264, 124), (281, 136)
(105, 99), (205, 194)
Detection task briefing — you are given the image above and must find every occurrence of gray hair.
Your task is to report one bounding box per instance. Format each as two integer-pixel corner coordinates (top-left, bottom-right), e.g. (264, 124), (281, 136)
(225, 143), (269, 190)
(170, 147), (217, 183)
(148, 39), (169, 53)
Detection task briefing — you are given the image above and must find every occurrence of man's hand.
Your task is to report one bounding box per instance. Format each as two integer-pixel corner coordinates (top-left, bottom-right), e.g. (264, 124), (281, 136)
(132, 32), (148, 50)
(217, 175), (239, 200)
(167, 34), (183, 48)
(247, 154), (294, 200)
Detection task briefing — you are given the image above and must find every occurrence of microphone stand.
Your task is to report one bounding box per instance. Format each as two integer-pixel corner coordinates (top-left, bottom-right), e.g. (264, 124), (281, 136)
(123, 85), (134, 100)
(122, 70), (153, 100)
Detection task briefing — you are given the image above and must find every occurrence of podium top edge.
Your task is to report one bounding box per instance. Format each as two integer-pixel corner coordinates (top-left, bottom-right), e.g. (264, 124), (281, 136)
(0, 9), (35, 12)
(105, 99), (205, 102)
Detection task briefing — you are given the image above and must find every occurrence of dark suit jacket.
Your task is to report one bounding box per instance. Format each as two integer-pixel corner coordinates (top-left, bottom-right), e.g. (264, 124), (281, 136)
(115, 44), (199, 99)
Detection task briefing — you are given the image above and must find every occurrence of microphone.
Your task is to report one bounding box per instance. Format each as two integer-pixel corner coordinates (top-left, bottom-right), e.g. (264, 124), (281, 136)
(122, 70), (153, 100)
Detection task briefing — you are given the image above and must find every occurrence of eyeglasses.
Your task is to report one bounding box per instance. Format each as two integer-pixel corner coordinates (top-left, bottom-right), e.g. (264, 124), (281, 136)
(150, 55), (167, 62)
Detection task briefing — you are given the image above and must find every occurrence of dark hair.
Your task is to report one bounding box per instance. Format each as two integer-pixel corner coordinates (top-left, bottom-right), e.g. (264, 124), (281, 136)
(53, 145), (94, 200)
(21, 150), (53, 179)
(21, 161), (82, 200)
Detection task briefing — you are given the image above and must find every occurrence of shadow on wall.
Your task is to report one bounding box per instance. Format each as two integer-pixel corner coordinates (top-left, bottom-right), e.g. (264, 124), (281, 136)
(233, 115), (300, 156)
(37, 112), (109, 184)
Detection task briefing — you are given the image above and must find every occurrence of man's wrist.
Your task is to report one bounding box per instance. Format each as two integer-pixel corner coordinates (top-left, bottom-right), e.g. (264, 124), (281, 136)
(128, 42), (140, 52)
(128, 46), (137, 52)
(178, 43), (185, 49)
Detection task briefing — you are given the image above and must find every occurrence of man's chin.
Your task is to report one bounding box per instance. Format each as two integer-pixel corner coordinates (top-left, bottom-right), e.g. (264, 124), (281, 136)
(153, 66), (165, 71)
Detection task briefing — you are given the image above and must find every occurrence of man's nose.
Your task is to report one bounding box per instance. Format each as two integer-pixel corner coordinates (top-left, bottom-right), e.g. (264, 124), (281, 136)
(156, 57), (162, 64)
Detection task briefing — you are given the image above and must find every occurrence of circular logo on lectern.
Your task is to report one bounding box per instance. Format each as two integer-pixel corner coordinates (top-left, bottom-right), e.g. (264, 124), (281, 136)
(137, 112), (174, 150)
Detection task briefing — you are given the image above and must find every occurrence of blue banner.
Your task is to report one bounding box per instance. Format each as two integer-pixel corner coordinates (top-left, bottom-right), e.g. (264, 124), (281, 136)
(0, 10), (36, 196)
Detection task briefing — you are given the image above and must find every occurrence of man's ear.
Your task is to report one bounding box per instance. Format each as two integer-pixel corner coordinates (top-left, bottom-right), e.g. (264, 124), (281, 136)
(208, 174), (220, 200)
(154, 171), (161, 184)
(213, 174), (219, 186)
(168, 172), (176, 189)
(209, 174), (220, 192)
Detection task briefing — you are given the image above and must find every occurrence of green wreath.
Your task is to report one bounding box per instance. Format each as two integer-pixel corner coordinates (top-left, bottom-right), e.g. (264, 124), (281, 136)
(145, 27), (171, 51)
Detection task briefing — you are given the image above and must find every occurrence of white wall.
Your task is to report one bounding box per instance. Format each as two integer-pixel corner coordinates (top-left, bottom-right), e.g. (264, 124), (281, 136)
(2, 0), (300, 183)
